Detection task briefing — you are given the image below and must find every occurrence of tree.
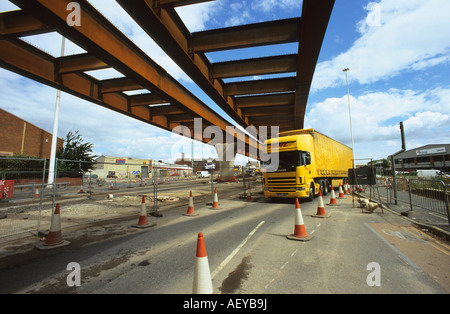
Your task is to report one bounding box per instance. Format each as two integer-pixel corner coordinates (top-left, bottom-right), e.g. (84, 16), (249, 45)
(56, 131), (96, 176)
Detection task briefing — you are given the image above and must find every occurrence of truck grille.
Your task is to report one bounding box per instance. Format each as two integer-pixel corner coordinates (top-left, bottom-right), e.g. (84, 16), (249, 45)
(267, 177), (296, 185)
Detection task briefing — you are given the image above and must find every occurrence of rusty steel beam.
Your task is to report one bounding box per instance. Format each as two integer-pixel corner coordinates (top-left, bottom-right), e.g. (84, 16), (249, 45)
(58, 53), (109, 74)
(168, 113), (196, 123)
(190, 18), (301, 53)
(129, 93), (167, 107)
(0, 10), (53, 38)
(234, 93), (295, 109)
(117, 0), (248, 127)
(212, 55), (297, 79)
(6, 0), (258, 157)
(159, 0), (215, 8)
(224, 77), (297, 97)
(294, 0), (335, 128)
(150, 105), (184, 116)
(249, 114), (293, 124)
(242, 105), (293, 117)
(0, 39), (169, 132)
(100, 77), (143, 93)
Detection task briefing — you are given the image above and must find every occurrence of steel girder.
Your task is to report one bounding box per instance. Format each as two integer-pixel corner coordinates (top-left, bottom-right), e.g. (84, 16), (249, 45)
(117, 0), (335, 132)
(0, 0), (334, 160)
(0, 0), (259, 158)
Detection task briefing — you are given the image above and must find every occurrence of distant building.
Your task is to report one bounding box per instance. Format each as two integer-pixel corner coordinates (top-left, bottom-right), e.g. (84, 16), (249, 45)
(93, 155), (192, 179)
(393, 144), (450, 173)
(0, 108), (63, 159)
(174, 152), (220, 173)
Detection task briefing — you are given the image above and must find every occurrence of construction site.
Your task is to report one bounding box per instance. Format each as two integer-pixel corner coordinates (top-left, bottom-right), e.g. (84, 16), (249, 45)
(0, 0), (449, 301)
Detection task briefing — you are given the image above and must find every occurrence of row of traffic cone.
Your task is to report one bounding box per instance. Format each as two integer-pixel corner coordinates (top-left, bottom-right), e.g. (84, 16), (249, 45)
(37, 188), (221, 248)
(192, 192), (338, 293)
(183, 188), (220, 216)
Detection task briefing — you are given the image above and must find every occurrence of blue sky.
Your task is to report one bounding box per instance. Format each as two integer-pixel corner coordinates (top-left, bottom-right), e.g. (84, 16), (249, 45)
(1, 0), (449, 165)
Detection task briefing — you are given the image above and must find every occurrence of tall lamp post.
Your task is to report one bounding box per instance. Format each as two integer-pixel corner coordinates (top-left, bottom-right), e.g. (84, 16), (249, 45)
(48, 36), (66, 185)
(342, 68), (356, 192)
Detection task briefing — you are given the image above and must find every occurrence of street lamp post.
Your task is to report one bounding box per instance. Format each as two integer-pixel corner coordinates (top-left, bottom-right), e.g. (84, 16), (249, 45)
(342, 68), (356, 195)
(48, 36), (66, 185)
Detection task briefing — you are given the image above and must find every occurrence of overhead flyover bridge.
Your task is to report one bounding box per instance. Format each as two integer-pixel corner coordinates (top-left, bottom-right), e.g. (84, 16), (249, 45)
(0, 0), (335, 181)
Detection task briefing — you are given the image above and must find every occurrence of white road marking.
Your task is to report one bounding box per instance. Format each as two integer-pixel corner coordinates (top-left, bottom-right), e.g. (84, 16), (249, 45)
(211, 221), (265, 279)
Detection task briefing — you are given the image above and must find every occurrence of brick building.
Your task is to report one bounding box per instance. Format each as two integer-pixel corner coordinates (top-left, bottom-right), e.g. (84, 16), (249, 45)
(0, 108), (63, 159)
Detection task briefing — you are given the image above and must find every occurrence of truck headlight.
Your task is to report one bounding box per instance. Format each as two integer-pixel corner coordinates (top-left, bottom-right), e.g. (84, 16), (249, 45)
(296, 186), (306, 191)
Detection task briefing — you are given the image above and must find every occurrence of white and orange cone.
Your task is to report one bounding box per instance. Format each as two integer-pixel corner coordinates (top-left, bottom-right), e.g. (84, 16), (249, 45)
(246, 184), (252, 201)
(312, 190), (330, 218)
(184, 191), (199, 216)
(287, 199), (312, 241)
(35, 203), (70, 250)
(327, 188), (340, 206)
(132, 196), (156, 228)
(193, 232), (213, 294)
(34, 188), (40, 199)
(210, 188), (219, 209)
(344, 182), (349, 195)
(338, 183), (345, 199)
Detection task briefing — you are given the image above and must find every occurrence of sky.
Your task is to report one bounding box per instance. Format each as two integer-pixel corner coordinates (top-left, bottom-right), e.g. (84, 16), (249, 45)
(0, 0), (449, 166)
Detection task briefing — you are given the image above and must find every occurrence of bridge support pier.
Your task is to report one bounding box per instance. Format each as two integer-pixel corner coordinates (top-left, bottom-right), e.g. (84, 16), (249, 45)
(215, 143), (237, 182)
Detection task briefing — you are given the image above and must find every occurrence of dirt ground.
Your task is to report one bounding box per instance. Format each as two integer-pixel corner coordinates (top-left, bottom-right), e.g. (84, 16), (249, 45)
(0, 180), (256, 260)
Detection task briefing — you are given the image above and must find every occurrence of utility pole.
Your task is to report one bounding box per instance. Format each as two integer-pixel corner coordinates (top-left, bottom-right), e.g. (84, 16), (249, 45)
(343, 68), (356, 195)
(48, 36), (66, 185)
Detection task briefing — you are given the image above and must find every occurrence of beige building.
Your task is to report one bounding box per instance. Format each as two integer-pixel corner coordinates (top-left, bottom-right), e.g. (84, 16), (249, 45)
(92, 155), (193, 179)
(93, 156), (151, 179)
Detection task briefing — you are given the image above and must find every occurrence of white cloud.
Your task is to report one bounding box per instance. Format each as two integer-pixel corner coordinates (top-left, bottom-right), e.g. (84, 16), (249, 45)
(175, 1), (217, 32)
(305, 87), (450, 160)
(251, 0), (301, 13)
(312, 0), (450, 91)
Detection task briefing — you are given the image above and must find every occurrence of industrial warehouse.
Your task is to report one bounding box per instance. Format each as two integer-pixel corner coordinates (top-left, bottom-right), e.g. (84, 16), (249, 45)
(393, 144), (450, 173)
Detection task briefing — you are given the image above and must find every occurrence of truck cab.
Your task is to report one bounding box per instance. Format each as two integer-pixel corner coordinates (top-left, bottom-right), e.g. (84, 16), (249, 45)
(262, 129), (352, 201)
(262, 148), (319, 201)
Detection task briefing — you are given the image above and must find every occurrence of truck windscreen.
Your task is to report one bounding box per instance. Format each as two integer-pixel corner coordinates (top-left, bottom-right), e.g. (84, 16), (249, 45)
(274, 150), (310, 172)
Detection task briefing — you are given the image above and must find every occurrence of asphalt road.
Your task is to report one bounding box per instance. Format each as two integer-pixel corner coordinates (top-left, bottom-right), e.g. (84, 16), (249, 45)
(0, 190), (449, 295)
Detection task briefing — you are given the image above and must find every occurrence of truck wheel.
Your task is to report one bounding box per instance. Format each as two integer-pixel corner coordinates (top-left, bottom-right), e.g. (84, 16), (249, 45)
(320, 180), (328, 196)
(307, 183), (315, 202)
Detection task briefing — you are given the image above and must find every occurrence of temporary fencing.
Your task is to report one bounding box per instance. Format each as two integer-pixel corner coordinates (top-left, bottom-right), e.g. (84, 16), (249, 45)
(0, 157), (198, 241)
(357, 175), (450, 226)
(0, 157), (262, 241)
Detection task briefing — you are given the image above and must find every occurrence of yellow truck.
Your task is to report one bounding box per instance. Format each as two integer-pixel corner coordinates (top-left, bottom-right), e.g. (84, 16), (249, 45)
(262, 129), (353, 201)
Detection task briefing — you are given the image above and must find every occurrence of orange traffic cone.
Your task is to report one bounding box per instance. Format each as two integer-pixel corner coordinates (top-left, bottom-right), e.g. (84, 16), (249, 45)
(287, 199), (312, 241)
(34, 188), (40, 199)
(327, 188), (340, 206)
(132, 196), (156, 228)
(78, 185), (84, 193)
(184, 191), (199, 216)
(210, 188), (219, 209)
(344, 182), (349, 195)
(35, 203), (70, 250)
(312, 190), (330, 218)
(193, 232), (213, 294)
(246, 184), (252, 201)
(338, 183), (345, 199)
